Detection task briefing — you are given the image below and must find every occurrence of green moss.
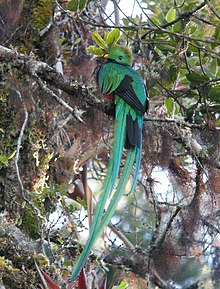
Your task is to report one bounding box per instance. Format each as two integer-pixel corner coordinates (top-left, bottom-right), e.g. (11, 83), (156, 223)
(34, 253), (49, 267)
(19, 205), (39, 239)
(28, 125), (54, 194)
(0, 256), (19, 275)
(33, 0), (54, 30)
(0, 235), (37, 288)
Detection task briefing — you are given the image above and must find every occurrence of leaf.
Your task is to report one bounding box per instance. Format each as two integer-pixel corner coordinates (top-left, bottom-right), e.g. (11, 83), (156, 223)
(0, 155), (9, 166)
(173, 21), (182, 33)
(164, 97), (178, 117)
(0, 151), (16, 166)
(92, 32), (106, 49)
(113, 281), (128, 289)
(63, 259), (72, 267)
(66, 0), (92, 11)
(186, 72), (209, 84)
(207, 87), (220, 103)
(164, 97), (173, 117)
(78, 268), (87, 289)
(104, 31), (108, 42)
(75, 37), (82, 45)
(210, 59), (217, 75)
(7, 150), (16, 160)
(166, 7), (176, 23)
(212, 27), (220, 48)
(106, 28), (120, 48)
(168, 65), (178, 82)
(185, 22), (197, 36)
(87, 46), (104, 56)
(156, 44), (175, 54)
(40, 269), (61, 289)
(150, 16), (161, 26)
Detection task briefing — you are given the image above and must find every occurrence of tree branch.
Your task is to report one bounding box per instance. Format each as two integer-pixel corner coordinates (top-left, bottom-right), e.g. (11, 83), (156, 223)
(0, 45), (87, 100)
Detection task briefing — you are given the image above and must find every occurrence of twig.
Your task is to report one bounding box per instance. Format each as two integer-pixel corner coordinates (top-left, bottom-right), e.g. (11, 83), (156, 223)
(108, 223), (135, 249)
(14, 90), (28, 195)
(82, 163), (93, 229)
(193, 14), (220, 28)
(151, 268), (175, 289)
(34, 260), (50, 289)
(154, 206), (181, 250)
(112, 0), (120, 26)
(33, 73), (84, 123)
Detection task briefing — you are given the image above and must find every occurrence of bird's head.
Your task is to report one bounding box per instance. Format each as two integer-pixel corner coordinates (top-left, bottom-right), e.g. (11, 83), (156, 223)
(104, 45), (133, 66)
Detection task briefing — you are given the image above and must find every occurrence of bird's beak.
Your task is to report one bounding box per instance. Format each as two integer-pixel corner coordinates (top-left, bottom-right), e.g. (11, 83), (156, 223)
(104, 53), (109, 59)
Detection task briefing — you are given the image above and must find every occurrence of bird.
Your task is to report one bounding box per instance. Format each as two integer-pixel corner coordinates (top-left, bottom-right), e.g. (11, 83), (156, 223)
(70, 44), (148, 282)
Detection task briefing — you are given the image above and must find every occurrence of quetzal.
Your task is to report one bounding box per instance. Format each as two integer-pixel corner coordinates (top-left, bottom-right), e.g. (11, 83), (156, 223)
(70, 45), (148, 282)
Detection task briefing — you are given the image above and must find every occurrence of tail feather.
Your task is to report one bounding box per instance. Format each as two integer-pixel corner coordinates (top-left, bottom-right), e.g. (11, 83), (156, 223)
(70, 159), (114, 282)
(110, 103), (127, 191)
(129, 136), (142, 194)
(129, 118), (143, 194)
(95, 147), (138, 238)
(70, 104), (128, 282)
(70, 147), (138, 282)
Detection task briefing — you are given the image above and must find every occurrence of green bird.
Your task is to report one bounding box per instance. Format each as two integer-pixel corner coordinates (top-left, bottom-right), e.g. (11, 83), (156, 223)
(70, 45), (148, 282)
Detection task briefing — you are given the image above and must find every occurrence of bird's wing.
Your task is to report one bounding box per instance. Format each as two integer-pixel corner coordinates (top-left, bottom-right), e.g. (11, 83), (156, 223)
(98, 64), (124, 95)
(114, 75), (146, 114)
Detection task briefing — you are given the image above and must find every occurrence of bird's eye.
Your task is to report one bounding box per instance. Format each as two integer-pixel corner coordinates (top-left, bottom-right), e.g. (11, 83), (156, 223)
(118, 56), (123, 60)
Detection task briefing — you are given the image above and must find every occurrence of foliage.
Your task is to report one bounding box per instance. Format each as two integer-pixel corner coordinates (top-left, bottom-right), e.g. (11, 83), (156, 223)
(87, 28), (121, 56)
(142, 0), (220, 125)
(66, 0), (93, 12)
(0, 150), (16, 169)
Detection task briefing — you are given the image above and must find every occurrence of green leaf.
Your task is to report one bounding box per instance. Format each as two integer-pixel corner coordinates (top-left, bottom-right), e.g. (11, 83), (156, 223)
(164, 97), (173, 117)
(7, 150), (16, 160)
(185, 22), (197, 35)
(91, 32), (106, 49)
(104, 31), (108, 42)
(0, 155), (9, 166)
(87, 46), (104, 56)
(106, 28), (120, 48)
(168, 65), (178, 82)
(166, 7), (176, 23)
(156, 44), (175, 54)
(66, 0), (92, 11)
(164, 97), (178, 117)
(186, 72), (209, 84)
(0, 150), (16, 167)
(113, 281), (128, 289)
(207, 87), (220, 103)
(173, 21), (182, 33)
(63, 259), (72, 267)
(150, 16), (161, 26)
(187, 56), (199, 67)
(74, 37), (82, 45)
(214, 26), (220, 41)
(210, 59), (217, 75)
